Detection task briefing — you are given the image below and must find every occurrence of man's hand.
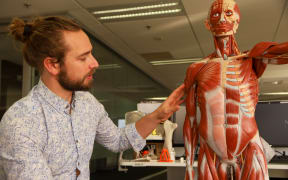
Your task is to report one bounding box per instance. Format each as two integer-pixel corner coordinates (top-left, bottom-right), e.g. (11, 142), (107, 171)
(152, 84), (185, 123)
(136, 84), (185, 138)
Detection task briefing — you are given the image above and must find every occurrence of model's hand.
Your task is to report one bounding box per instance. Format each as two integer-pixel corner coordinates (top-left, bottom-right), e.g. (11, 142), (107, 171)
(152, 84), (185, 123)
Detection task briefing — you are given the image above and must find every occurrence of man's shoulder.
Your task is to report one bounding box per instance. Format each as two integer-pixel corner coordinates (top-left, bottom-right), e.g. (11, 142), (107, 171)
(1, 93), (42, 124)
(0, 95), (48, 150)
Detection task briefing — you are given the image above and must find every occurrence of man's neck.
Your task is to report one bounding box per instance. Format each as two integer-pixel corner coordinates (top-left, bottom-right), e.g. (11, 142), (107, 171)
(213, 35), (240, 59)
(41, 75), (73, 104)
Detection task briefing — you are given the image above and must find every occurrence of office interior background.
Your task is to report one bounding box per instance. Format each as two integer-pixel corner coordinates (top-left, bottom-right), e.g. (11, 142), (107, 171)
(0, 0), (288, 179)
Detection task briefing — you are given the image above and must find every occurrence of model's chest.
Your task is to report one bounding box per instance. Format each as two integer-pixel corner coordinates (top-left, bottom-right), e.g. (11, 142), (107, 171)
(195, 59), (254, 89)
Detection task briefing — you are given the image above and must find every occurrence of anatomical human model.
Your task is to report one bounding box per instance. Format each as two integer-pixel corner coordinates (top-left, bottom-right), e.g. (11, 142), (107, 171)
(183, 0), (288, 179)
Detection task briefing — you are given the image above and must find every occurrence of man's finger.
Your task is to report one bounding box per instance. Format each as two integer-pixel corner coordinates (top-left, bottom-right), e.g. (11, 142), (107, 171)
(175, 90), (185, 102)
(170, 84), (185, 100)
(177, 99), (185, 106)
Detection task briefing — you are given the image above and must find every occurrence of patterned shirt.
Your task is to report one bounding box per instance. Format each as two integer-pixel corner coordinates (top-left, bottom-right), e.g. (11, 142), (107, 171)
(0, 80), (146, 180)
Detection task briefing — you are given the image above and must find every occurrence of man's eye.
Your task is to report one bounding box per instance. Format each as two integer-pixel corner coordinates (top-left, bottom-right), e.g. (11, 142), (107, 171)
(226, 10), (233, 16)
(213, 13), (219, 17)
(79, 57), (87, 61)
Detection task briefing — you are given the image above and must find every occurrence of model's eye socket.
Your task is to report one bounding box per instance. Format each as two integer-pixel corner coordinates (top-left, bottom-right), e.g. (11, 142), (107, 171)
(226, 10), (233, 16)
(213, 13), (220, 17)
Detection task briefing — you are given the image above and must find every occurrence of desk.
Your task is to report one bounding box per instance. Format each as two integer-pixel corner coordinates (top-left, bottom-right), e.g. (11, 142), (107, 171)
(119, 159), (288, 179)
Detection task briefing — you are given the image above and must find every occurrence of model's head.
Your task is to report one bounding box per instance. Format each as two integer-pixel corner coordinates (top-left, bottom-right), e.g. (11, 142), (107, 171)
(9, 16), (81, 72)
(205, 0), (240, 37)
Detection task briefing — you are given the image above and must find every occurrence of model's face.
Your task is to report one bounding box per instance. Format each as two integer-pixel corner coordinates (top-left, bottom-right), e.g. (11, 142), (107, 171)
(206, 0), (240, 37)
(58, 30), (98, 91)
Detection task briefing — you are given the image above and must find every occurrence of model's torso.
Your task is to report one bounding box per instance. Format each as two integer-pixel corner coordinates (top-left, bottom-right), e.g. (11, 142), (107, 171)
(195, 56), (259, 160)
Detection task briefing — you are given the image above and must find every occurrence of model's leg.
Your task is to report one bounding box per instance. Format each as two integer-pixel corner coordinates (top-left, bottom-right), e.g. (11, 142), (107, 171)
(217, 162), (228, 180)
(234, 162), (241, 180)
(240, 137), (269, 180)
(198, 142), (220, 180)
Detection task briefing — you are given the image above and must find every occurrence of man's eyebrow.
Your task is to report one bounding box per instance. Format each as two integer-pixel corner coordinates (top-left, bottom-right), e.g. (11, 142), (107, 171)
(77, 51), (91, 58)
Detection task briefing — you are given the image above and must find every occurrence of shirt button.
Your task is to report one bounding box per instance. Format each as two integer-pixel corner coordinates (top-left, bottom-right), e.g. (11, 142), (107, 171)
(76, 140), (79, 144)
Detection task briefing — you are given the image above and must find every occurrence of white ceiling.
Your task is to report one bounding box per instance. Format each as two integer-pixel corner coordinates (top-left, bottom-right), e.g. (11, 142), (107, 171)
(0, 0), (288, 100)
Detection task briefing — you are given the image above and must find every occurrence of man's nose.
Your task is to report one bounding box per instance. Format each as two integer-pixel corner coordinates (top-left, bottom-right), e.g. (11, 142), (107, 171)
(90, 56), (99, 69)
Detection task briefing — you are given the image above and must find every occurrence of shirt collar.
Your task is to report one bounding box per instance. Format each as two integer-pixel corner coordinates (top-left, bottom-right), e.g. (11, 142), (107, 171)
(35, 79), (76, 114)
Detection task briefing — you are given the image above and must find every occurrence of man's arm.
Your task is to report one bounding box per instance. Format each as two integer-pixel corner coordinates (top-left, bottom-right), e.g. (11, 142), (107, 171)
(95, 103), (146, 152)
(94, 84), (184, 152)
(0, 115), (53, 180)
(135, 84), (185, 139)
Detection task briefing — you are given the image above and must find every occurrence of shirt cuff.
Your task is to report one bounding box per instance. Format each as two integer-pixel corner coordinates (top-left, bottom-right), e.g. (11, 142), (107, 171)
(125, 123), (146, 152)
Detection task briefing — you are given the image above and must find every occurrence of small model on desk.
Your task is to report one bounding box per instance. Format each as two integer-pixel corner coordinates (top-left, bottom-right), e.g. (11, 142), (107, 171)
(183, 0), (288, 179)
(135, 120), (178, 162)
(163, 121), (178, 161)
(135, 145), (158, 162)
(125, 110), (163, 162)
(125, 110), (145, 125)
(159, 120), (178, 162)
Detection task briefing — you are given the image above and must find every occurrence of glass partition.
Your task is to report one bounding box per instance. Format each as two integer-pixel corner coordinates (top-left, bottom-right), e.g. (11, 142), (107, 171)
(0, 33), (23, 119)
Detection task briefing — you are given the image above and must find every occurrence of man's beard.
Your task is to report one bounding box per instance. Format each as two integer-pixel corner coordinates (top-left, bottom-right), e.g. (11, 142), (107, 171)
(58, 67), (94, 91)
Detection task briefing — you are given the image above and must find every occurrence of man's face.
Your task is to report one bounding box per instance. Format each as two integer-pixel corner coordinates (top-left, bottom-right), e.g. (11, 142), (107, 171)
(58, 30), (99, 91)
(206, 0), (240, 37)
(58, 63), (95, 91)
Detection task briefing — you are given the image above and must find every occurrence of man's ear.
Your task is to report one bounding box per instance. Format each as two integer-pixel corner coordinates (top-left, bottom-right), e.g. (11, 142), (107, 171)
(43, 57), (60, 76)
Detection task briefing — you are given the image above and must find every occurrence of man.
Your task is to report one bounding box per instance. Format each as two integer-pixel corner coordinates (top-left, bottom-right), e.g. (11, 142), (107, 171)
(183, 0), (288, 179)
(0, 16), (185, 180)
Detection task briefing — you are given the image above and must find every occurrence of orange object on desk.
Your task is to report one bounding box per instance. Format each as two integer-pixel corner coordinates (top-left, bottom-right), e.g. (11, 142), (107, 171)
(142, 150), (149, 156)
(159, 148), (172, 162)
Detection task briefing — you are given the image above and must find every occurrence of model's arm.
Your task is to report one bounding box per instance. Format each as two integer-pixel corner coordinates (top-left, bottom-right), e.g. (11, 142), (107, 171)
(184, 84), (198, 180)
(0, 114), (53, 180)
(183, 62), (205, 180)
(248, 41), (288, 78)
(135, 84), (185, 138)
(249, 41), (288, 63)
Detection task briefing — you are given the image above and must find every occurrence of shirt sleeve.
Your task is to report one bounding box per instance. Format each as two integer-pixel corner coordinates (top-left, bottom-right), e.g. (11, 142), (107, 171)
(0, 114), (53, 180)
(94, 103), (146, 152)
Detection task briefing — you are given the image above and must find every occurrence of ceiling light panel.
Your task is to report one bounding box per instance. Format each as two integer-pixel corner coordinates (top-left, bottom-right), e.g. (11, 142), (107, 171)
(91, 1), (184, 22)
(93, 2), (179, 14)
(98, 64), (122, 70)
(150, 58), (202, 65)
(260, 92), (288, 96)
(144, 97), (168, 101)
(99, 9), (182, 20)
